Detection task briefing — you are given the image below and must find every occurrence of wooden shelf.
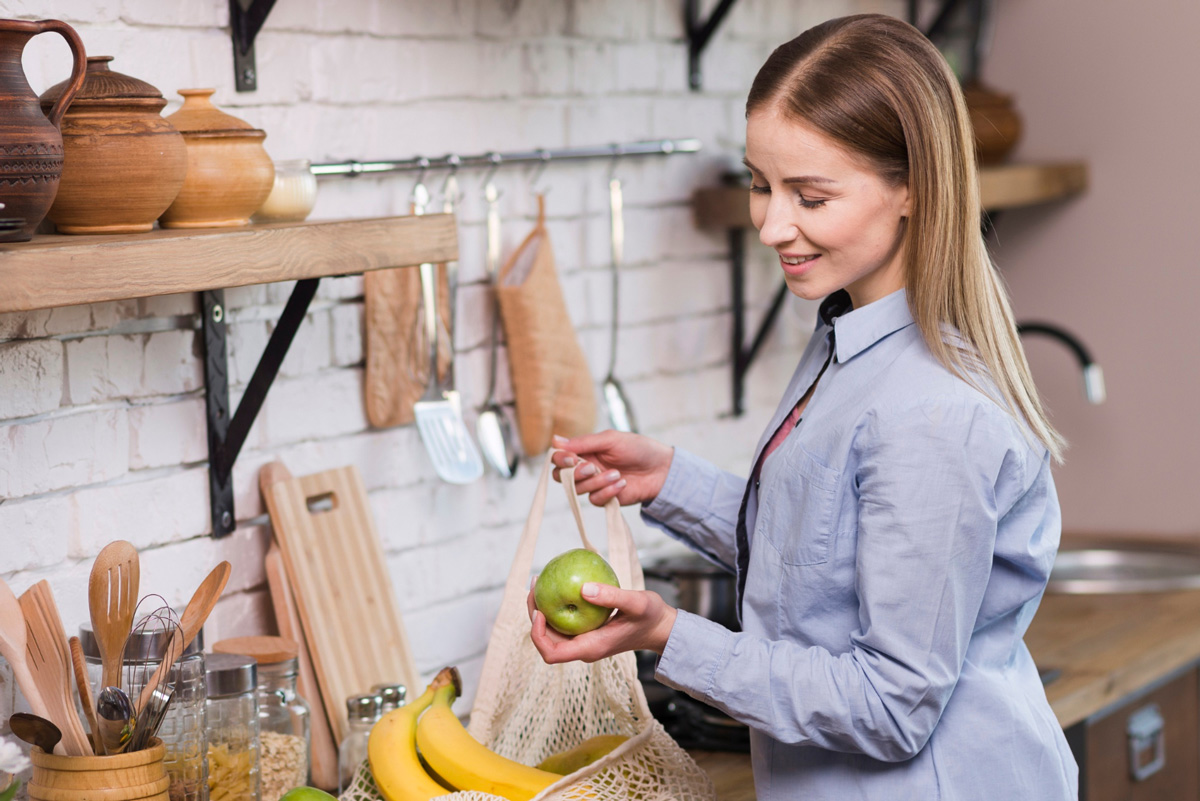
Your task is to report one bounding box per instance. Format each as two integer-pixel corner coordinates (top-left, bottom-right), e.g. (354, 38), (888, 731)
(0, 214), (459, 314)
(692, 161), (1089, 230)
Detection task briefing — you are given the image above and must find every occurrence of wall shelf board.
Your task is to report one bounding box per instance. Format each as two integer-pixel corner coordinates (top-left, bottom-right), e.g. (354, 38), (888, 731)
(0, 214), (458, 314)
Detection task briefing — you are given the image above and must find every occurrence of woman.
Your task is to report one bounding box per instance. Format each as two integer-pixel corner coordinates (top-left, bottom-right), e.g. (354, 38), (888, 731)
(529, 13), (1078, 800)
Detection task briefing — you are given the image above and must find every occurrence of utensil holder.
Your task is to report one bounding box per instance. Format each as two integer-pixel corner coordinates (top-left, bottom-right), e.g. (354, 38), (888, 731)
(28, 738), (170, 801)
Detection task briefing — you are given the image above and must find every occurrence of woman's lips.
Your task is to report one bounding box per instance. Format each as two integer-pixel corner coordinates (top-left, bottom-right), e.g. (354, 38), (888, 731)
(779, 253), (820, 277)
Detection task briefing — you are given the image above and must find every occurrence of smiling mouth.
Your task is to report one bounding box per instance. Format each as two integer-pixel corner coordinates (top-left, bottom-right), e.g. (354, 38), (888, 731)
(780, 254), (819, 266)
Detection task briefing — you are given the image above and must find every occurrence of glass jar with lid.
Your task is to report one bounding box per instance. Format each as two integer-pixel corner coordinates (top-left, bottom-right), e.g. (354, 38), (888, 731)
(337, 694), (380, 794)
(205, 653), (260, 801)
(80, 621), (207, 801)
(369, 683), (407, 714)
(213, 637), (309, 801)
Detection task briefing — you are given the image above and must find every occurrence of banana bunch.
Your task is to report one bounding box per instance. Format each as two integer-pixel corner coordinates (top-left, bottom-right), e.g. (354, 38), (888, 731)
(368, 666), (560, 801)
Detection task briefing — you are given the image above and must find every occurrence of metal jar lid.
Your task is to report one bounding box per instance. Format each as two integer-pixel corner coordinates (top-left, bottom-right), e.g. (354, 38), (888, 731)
(346, 694), (381, 722)
(370, 683), (407, 710)
(79, 620), (204, 662)
(206, 653), (258, 698)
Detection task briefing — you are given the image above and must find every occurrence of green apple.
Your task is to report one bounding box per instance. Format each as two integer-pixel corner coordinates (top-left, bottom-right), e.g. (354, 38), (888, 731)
(534, 548), (620, 636)
(279, 787), (337, 801)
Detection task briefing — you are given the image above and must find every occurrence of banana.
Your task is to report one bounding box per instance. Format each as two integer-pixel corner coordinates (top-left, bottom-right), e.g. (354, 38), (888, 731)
(536, 734), (629, 775)
(368, 668), (458, 801)
(415, 682), (559, 801)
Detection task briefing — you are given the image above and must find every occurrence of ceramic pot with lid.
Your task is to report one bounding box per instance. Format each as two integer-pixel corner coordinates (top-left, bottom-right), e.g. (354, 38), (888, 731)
(0, 18), (86, 242)
(159, 89), (274, 228)
(964, 81), (1023, 165)
(39, 56), (188, 234)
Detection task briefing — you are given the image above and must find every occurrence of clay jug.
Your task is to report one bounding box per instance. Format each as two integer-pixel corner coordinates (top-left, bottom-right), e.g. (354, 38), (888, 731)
(0, 18), (86, 242)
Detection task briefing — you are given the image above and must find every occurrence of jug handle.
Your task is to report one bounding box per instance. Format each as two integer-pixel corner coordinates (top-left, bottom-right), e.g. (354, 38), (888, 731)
(34, 19), (87, 129)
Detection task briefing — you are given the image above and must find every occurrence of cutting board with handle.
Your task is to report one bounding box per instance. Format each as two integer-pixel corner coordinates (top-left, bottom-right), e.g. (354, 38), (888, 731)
(262, 516), (339, 791)
(259, 461), (418, 746)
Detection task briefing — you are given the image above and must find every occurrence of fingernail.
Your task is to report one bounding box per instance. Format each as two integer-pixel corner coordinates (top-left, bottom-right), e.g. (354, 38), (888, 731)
(606, 471), (620, 481)
(615, 479), (627, 489)
(564, 456), (576, 466)
(530, 574), (537, 589)
(553, 435), (568, 445)
(577, 463), (596, 478)
(581, 582), (599, 598)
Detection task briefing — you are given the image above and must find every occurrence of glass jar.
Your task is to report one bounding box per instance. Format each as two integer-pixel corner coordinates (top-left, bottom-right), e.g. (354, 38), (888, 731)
(369, 684), (406, 714)
(205, 654), (260, 801)
(79, 621), (208, 801)
(213, 638), (309, 801)
(337, 695), (379, 794)
(251, 159), (318, 223)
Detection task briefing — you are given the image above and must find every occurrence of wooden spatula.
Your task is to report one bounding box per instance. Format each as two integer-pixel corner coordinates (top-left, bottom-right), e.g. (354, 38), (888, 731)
(0, 576), (56, 752)
(134, 561), (231, 716)
(88, 540), (140, 690)
(69, 635), (99, 754)
(19, 580), (94, 756)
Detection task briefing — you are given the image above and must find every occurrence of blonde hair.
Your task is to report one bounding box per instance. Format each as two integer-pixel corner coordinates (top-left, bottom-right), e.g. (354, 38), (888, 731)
(747, 14), (1065, 461)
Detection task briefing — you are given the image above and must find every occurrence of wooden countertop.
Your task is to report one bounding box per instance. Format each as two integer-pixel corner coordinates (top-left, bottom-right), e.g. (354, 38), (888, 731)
(689, 586), (1200, 798)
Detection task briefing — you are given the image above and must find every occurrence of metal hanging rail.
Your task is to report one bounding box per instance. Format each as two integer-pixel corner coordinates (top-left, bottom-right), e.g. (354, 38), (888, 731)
(310, 138), (702, 177)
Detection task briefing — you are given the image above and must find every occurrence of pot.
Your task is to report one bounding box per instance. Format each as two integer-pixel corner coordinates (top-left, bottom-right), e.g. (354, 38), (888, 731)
(643, 552), (739, 632)
(0, 18), (86, 241)
(964, 81), (1022, 165)
(159, 89), (273, 228)
(39, 56), (188, 234)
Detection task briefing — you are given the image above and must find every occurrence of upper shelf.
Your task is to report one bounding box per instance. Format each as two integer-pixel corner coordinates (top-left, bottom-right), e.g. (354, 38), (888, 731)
(692, 161), (1089, 230)
(0, 214), (459, 315)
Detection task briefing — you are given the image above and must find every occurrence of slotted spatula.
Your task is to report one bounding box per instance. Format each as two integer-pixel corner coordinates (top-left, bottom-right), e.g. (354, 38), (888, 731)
(19, 580), (94, 756)
(411, 176), (482, 484)
(0, 576), (55, 751)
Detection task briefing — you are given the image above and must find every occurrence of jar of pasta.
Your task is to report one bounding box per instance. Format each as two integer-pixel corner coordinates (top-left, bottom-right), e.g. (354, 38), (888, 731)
(213, 638), (310, 801)
(205, 653), (260, 801)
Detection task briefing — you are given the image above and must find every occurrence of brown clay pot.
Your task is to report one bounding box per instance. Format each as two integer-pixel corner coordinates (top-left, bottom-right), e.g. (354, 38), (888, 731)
(159, 89), (273, 228)
(964, 81), (1023, 165)
(0, 18), (86, 242)
(39, 56), (188, 234)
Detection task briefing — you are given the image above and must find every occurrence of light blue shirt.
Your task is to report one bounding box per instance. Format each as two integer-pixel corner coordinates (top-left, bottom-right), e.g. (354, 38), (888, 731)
(643, 289), (1078, 800)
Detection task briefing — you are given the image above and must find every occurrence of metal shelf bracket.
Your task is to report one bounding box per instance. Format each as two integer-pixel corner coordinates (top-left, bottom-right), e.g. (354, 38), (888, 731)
(202, 277), (319, 536)
(685, 0), (741, 90)
(230, 0), (278, 92)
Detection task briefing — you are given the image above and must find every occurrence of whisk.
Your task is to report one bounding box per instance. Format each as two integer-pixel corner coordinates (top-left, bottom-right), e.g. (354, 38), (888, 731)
(120, 597), (183, 751)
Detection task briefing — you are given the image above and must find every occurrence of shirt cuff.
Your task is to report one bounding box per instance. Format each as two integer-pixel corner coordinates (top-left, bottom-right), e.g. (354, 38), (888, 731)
(641, 447), (709, 524)
(654, 609), (735, 703)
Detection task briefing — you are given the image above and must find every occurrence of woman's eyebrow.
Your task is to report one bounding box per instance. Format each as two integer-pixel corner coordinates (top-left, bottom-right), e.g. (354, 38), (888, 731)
(783, 175), (836, 185)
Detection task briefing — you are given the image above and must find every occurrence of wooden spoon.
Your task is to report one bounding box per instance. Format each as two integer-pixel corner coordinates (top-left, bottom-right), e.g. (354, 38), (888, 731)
(0, 576), (54, 748)
(69, 635), (99, 754)
(135, 561), (231, 715)
(19, 581), (95, 756)
(88, 541), (140, 690)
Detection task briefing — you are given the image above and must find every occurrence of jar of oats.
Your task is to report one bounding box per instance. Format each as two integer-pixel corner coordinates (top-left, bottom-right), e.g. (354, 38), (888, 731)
(213, 638), (310, 801)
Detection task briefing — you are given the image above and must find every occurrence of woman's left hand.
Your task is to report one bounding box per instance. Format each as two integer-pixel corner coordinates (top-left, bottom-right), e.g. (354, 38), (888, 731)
(527, 578), (679, 664)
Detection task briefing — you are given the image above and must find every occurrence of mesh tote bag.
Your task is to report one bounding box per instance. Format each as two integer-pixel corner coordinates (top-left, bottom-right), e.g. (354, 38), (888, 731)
(341, 453), (715, 801)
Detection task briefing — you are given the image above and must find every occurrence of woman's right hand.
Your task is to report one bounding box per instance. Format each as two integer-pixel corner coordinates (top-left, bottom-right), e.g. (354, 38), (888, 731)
(550, 432), (673, 507)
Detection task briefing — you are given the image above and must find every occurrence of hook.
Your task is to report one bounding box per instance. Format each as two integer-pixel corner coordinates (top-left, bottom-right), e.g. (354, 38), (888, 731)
(410, 157), (431, 213)
(440, 154), (462, 210)
(607, 143), (625, 181)
(528, 148), (552, 197)
(482, 152), (503, 197)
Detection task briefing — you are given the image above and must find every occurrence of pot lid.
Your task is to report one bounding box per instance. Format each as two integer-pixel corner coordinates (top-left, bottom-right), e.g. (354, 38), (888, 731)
(39, 56), (166, 109)
(166, 88), (266, 139)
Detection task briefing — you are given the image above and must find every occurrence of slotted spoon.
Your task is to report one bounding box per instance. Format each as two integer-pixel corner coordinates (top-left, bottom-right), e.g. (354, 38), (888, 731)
(88, 540), (140, 691)
(0, 576), (54, 749)
(411, 176), (483, 484)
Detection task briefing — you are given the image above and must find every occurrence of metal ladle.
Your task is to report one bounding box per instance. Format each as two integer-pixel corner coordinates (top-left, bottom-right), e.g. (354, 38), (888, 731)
(476, 175), (520, 478)
(8, 712), (62, 755)
(603, 173), (637, 433)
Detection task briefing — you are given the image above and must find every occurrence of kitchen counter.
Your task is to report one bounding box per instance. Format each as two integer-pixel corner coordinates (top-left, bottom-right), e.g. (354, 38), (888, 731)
(688, 587), (1200, 798)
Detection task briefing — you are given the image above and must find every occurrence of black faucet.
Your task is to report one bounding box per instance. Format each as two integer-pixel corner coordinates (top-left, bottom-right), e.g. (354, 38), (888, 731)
(1016, 322), (1106, 404)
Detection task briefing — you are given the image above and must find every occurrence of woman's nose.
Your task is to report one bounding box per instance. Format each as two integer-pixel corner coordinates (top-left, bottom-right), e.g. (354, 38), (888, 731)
(756, 197), (798, 249)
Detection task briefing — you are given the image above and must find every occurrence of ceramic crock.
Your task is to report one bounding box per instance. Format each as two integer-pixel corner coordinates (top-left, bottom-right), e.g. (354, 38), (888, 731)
(159, 88), (273, 228)
(0, 18), (86, 241)
(964, 81), (1023, 165)
(39, 56), (187, 234)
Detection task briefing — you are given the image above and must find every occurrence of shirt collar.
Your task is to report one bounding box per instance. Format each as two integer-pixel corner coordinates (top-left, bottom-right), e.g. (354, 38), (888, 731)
(818, 288), (915, 363)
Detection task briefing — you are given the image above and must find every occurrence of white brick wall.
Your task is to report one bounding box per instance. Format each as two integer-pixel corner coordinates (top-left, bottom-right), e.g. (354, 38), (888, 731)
(0, 0), (898, 732)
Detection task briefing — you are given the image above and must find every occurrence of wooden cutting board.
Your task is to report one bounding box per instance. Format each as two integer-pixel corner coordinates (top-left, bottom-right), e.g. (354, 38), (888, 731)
(259, 461), (418, 745)
(264, 534), (339, 791)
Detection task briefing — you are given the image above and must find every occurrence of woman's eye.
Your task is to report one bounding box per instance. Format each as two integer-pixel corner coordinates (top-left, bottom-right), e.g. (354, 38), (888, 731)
(749, 183), (770, 195)
(798, 194), (827, 209)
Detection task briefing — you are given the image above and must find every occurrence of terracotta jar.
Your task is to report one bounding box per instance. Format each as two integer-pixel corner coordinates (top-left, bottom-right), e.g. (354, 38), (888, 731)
(39, 56), (188, 234)
(159, 89), (273, 228)
(0, 18), (86, 242)
(964, 81), (1023, 165)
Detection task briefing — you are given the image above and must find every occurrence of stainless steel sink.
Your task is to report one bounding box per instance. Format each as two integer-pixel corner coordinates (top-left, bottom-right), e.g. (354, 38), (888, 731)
(1048, 545), (1200, 594)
